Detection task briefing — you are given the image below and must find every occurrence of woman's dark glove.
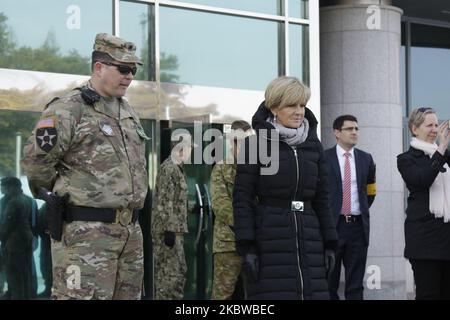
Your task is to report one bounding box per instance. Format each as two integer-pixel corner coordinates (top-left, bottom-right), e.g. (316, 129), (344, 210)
(243, 253), (259, 283)
(324, 249), (336, 280)
(164, 231), (176, 248)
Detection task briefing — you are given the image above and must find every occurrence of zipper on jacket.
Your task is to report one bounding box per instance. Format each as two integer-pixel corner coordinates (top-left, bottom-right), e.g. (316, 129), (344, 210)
(291, 146), (304, 300)
(261, 133), (305, 299)
(117, 104), (135, 203)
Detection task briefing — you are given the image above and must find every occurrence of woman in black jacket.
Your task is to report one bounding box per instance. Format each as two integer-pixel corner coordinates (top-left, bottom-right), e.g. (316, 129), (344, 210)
(397, 107), (450, 300)
(233, 76), (338, 300)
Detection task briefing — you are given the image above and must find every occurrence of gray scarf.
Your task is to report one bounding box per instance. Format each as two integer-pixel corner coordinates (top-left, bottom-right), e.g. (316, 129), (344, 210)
(267, 117), (309, 146)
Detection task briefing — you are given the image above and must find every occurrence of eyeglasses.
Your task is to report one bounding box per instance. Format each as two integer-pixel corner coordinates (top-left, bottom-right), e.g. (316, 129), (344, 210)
(340, 126), (359, 132)
(100, 61), (137, 76)
(417, 107), (432, 113)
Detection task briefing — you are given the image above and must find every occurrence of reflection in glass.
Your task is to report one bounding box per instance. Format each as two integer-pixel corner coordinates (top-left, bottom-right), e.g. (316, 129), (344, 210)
(411, 24), (450, 120)
(160, 82), (264, 123)
(0, 67), (267, 123)
(0, 110), (40, 177)
(120, 1), (153, 81)
(0, 110), (47, 299)
(289, 0), (309, 19)
(0, 0), (112, 75)
(289, 24), (309, 85)
(174, 0), (281, 15)
(0, 68), (158, 120)
(160, 7), (279, 91)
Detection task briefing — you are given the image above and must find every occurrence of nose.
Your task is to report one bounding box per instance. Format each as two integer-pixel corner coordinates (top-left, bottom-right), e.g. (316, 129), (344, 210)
(294, 105), (305, 114)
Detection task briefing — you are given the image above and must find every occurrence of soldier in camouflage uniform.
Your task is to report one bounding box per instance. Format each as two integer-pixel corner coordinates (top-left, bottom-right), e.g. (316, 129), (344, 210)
(151, 133), (194, 300)
(211, 120), (252, 300)
(21, 33), (149, 300)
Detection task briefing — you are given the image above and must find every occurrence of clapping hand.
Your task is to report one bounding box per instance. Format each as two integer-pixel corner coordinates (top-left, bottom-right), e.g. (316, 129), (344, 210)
(437, 120), (450, 155)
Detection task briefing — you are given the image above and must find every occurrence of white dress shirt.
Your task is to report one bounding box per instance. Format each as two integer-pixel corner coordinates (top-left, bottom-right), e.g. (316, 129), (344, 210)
(336, 144), (361, 215)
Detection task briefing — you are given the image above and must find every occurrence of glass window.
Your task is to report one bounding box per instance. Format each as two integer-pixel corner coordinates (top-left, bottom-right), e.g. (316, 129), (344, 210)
(0, 110), (49, 299)
(0, 0), (112, 75)
(289, 24), (309, 85)
(176, 0), (281, 15)
(410, 24), (450, 120)
(289, 0), (309, 19)
(160, 7), (280, 91)
(119, 1), (153, 81)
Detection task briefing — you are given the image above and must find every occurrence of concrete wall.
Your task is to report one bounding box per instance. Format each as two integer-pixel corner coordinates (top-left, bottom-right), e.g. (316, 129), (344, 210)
(319, 3), (409, 299)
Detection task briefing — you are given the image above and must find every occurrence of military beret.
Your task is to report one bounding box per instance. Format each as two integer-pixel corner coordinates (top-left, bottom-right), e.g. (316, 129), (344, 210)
(93, 33), (142, 65)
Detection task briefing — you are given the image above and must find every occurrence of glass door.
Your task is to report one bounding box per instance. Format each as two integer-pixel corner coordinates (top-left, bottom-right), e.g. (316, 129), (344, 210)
(159, 117), (222, 299)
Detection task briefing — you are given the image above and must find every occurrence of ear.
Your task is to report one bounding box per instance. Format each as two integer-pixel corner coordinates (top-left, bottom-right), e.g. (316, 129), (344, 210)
(333, 129), (341, 139)
(411, 125), (419, 137)
(93, 61), (103, 75)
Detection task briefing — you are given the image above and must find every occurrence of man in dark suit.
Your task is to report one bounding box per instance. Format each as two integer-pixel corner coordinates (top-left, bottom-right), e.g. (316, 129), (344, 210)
(325, 115), (376, 300)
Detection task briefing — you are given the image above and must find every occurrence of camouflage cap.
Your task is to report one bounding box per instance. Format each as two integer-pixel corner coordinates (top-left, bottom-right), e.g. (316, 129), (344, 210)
(171, 132), (199, 148)
(93, 33), (142, 65)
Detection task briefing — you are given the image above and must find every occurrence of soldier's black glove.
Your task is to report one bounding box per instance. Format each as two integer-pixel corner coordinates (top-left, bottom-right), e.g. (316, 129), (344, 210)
(243, 253), (259, 283)
(324, 249), (336, 281)
(164, 231), (176, 248)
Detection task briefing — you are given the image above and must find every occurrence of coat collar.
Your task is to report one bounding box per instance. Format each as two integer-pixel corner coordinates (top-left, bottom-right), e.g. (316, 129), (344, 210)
(251, 101), (319, 143)
(408, 146), (426, 157)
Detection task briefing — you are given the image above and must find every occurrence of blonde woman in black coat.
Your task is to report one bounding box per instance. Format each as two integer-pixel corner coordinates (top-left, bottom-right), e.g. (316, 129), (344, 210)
(233, 76), (338, 300)
(397, 107), (450, 299)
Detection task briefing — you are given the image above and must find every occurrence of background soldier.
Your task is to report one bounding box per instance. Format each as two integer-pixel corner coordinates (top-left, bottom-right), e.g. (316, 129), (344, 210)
(210, 120), (252, 300)
(0, 177), (35, 299)
(151, 133), (194, 300)
(21, 33), (149, 300)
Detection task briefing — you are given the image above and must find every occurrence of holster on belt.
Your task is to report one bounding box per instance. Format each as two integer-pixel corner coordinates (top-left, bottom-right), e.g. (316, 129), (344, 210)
(36, 187), (69, 242)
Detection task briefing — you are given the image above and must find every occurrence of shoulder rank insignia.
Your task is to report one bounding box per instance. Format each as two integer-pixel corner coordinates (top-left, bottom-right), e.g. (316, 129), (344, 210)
(36, 117), (57, 152)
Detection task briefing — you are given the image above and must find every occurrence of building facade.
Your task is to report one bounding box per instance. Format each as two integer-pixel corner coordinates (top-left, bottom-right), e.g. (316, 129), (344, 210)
(0, 0), (449, 299)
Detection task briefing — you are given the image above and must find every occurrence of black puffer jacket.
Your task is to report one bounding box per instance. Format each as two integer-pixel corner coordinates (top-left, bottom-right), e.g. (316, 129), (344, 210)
(233, 102), (338, 300)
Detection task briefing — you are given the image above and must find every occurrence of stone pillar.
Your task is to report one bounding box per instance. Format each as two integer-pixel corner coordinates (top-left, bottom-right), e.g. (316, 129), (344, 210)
(320, 1), (407, 299)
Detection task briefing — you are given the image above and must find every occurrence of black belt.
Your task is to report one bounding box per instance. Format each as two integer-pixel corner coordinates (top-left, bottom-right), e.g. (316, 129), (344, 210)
(66, 206), (139, 224)
(259, 198), (313, 212)
(340, 214), (362, 223)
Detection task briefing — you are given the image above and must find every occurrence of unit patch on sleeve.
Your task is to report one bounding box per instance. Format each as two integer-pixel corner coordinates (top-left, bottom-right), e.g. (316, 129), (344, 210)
(36, 117), (58, 152)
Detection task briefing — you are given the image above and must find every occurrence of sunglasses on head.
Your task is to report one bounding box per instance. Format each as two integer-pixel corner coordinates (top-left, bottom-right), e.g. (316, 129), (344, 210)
(417, 107), (432, 113)
(100, 61), (137, 76)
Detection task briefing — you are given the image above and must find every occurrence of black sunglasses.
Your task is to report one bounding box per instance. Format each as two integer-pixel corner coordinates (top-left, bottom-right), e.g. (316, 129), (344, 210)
(101, 61), (137, 76)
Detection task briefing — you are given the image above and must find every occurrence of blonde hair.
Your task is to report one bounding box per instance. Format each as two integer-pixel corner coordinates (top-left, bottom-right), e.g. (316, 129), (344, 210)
(408, 107), (436, 136)
(264, 76), (311, 110)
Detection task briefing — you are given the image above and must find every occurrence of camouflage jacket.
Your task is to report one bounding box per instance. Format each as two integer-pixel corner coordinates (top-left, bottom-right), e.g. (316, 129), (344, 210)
(151, 157), (188, 240)
(21, 84), (149, 209)
(210, 162), (237, 253)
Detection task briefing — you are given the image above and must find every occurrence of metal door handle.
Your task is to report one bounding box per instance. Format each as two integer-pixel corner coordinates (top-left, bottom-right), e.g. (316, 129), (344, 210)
(195, 183), (204, 245)
(203, 184), (212, 232)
